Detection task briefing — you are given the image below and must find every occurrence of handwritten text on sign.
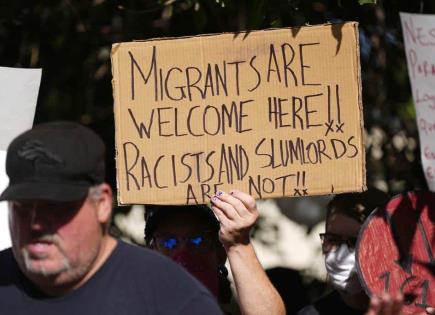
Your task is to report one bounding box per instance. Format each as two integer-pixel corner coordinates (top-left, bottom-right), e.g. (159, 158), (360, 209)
(401, 13), (435, 191)
(111, 23), (366, 205)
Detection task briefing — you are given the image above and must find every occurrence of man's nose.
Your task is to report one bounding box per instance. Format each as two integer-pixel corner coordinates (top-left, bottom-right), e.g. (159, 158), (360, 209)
(170, 240), (189, 257)
(29, 206), (46, 231)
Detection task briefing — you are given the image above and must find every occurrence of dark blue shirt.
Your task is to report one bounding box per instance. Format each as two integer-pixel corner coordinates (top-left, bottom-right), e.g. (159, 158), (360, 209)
(297, 291), (365, 315)
(0, 240), (222, 315)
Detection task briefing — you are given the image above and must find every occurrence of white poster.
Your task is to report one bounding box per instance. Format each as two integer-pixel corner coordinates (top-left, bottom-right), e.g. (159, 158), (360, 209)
(400, 13), (435, 191)
(0, 66), (41, 251)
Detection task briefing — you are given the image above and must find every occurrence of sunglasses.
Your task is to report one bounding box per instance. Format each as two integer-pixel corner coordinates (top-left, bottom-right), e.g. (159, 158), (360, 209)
(319, 233), (357, 253)
(152, 232), (216, 254)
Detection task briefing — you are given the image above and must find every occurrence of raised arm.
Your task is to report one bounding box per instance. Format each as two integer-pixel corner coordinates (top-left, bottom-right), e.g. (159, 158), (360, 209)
(210, 190), (286, 315)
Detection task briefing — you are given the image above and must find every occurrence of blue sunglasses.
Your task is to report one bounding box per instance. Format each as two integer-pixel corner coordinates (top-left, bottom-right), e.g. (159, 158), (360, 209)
(153, 232), (216, 253)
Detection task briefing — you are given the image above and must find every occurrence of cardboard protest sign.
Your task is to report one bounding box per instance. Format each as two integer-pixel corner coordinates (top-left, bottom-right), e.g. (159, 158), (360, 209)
(111, 22), (366, 205)
(356, 191), (435, 314)
(400, 13), (435, 192)
(0, 66), (41, 250)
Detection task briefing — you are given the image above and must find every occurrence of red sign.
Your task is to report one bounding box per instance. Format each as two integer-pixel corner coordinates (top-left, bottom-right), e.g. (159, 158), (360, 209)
(356, 191), (435, 314)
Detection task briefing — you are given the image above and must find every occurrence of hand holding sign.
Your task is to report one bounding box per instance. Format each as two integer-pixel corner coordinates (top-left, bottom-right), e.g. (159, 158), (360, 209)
(210, 190), (286, 315)
(210, 189), (258, 251)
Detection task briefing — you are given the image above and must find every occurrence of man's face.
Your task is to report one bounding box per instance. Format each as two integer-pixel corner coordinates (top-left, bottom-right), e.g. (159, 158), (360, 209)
(152, 212), (226, 297)
(9, 196), (103, 285)
(153, 212), (221, 262)
(322, 211), (361, 254)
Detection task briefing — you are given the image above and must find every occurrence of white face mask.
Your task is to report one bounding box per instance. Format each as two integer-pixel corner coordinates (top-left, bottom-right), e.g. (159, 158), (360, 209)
(325, 243), (362, 295)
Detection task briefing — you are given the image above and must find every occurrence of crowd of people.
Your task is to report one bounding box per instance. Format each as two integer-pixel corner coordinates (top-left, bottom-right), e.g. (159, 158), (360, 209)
(0, 121), (433, 315)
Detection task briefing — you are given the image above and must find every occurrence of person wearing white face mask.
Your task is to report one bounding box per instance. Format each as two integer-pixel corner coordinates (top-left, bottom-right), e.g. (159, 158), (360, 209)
(324, 242), (362, 296)
(297, 189), (390, 315)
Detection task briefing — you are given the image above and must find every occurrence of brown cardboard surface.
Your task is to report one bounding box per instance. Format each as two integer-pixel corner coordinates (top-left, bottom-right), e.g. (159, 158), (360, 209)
(111, 22), (366, 205)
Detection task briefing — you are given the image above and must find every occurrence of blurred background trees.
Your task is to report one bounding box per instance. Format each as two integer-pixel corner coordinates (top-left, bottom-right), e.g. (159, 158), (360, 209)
(1, 0), (433, 195)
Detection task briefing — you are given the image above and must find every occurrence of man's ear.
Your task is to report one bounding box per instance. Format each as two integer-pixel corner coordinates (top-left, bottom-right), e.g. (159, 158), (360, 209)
(96, 183), (113, 225)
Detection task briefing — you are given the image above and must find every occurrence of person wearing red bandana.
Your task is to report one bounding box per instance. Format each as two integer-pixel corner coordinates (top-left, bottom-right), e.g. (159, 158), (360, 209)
(144, 190), (285, 315)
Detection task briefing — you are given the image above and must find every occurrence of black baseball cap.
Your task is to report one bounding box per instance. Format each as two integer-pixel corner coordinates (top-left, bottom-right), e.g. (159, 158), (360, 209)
(0, 121), (105, 202)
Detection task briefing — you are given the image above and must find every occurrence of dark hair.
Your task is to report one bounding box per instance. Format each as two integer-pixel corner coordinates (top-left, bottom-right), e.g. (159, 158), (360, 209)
(326, 189), (390, 224)
(144, 205), (232, 304)
(144, 204), (220, 246)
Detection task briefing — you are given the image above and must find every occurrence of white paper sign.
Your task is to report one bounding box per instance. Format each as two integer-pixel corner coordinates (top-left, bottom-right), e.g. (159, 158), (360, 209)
(400, 13), (435, 191)
(0, 151), (10, 250)
(0, 66), (41, 251)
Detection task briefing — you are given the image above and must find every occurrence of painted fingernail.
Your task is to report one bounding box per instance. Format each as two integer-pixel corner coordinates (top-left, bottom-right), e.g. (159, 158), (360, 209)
(230, 191), (234, 195)
(212, 196), (218, 202)
(217, 191), (223, 196)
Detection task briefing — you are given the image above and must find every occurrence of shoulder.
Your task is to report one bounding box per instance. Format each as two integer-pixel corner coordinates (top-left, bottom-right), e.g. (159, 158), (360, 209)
(114, 240), (189, 274)
(297, 305), (320, 315)
(0, 248), (17, 279)
(177, 291), (223, 315)
(112, 240), (209, 291)
(111, 241), (222, 313)
(0, 247), (14, 262)
(0, 248), (27, 301)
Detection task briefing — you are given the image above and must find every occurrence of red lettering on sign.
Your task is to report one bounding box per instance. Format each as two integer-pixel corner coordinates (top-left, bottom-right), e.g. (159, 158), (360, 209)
(424, 147), (435, 160)
(403, 18), (435, 47)
(415, 88), (435, 110)
(425, 166), (434, 180)
(419, 118), (435, 135)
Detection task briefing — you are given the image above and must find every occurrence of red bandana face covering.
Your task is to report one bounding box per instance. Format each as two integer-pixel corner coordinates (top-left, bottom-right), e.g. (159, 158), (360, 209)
(171, 250), (220, 298)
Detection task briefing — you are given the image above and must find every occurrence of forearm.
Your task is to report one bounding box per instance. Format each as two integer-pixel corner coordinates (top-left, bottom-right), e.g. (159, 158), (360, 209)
(227, 243), (285, 315)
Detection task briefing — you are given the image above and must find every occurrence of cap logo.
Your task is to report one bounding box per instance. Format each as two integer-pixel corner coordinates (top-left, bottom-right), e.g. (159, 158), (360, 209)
(17, 140), (63, 167)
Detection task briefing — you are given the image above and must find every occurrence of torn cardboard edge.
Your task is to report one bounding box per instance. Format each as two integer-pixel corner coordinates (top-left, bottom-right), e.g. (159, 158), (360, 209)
(354, 23), (368, 193)
(111, 22), (359, 56)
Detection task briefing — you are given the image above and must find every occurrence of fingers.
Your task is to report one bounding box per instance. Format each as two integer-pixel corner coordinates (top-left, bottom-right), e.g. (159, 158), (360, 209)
(365, 294), (404, 315)
(390, 294), (403, 315)
(378, 293), (400, 315)
(210, 193), (241, 220)
(228, 189), (257, 213)
(366, 296), (381, 315)
(427, 307), (435, 314)
(214, 191), (251, 218)
(208, 190), (258, 249)
(210, 204), (231, 226)
(211, 190), (258, 218)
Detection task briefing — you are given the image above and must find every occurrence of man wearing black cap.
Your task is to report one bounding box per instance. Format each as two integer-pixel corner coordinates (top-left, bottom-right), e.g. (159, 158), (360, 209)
(0, 121), (222, 315)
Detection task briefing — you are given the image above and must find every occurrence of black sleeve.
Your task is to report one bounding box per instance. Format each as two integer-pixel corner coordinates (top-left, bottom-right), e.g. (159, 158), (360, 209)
(177, 291), (223, 315)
